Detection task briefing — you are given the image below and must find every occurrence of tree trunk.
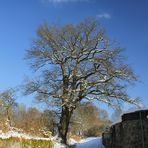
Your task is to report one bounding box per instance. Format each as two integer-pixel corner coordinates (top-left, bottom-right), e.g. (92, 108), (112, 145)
(58, 106), (73, 144)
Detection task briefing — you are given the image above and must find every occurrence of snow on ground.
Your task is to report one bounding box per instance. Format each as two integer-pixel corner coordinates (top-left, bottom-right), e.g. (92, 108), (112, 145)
(53, 136), (66, 148)
(0, 130), (66, 148)
(0, 130), (51, 140)
(75, 137), (105, 148)
(54, 142), (66, 148)
(0, 130), (104, 148)
(53, 136), (105, 148)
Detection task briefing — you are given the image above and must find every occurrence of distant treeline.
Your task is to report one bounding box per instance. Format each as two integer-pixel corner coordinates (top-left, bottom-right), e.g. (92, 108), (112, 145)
(0, 89), (111, 138)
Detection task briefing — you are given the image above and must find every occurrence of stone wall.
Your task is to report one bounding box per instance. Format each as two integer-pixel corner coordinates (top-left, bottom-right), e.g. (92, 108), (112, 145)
(102, 110), (148, 148)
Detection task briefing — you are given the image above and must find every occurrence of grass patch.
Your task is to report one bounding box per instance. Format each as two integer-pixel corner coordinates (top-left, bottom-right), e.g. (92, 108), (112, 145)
(0, 137), (53, 148)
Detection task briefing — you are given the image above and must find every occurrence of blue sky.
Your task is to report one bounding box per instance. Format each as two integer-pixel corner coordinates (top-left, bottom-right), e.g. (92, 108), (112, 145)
(0, 0), (148, 109)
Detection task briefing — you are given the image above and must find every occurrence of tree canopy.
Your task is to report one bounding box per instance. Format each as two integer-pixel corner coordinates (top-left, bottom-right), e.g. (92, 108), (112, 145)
(24, 18), (140, 144)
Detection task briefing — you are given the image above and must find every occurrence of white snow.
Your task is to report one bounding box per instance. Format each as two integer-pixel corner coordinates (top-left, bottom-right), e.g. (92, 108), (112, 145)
(0, 130), (105, 148)
(54, 142), (66, 148)
(0, 130), (67, 148)
(53, 136), (105, 148)
(52, 136), (66, 148)
(0, 130), (51, 140)
(75, 137), (105, 148)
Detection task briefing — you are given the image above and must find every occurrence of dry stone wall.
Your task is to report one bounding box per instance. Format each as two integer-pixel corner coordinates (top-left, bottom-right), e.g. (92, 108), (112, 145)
(102, 110), (148, 148)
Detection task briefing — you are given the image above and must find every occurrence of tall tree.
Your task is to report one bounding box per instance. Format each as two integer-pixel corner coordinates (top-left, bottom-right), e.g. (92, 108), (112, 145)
(24, 18), (140, 144)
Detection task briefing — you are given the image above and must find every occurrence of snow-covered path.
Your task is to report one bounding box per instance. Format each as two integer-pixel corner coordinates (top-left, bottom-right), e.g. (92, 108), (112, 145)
(75, 137), (105, 148)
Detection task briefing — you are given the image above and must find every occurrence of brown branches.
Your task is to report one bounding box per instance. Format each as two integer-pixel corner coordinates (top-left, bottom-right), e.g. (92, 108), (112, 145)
(25, 18), (140, 110)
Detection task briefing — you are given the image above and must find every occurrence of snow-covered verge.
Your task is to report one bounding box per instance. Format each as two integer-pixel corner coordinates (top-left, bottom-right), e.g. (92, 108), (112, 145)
(0, 130), (51, 140)
(0, 130), (68, 148)
(0, 130), (54, 148)
(0, 131), (105, 148)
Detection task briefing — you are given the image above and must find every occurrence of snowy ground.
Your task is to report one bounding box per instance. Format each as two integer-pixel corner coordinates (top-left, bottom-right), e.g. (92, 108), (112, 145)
(0, 131), (104, 148)
(0, 130), (51, 140)
(54, 137), (105, 148)
(0, 130), (66, 148)
(71, 137), (105, 148)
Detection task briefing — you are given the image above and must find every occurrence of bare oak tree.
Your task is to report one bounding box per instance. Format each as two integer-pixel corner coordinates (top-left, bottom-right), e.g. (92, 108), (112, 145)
(24, 19), (140, 144)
